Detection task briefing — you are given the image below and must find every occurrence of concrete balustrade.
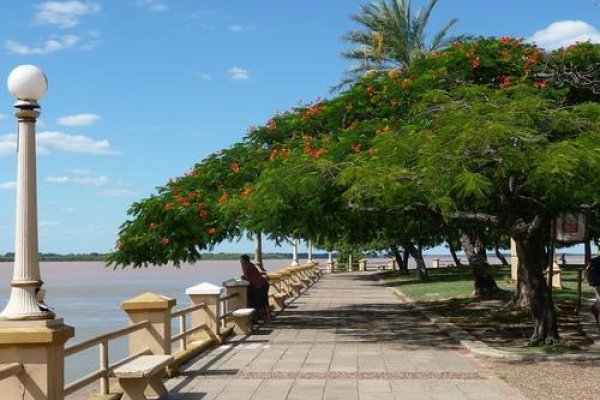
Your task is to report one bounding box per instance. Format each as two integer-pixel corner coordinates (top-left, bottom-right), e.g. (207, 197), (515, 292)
(121, 292), (176, 356)
(0, 261), (324, 400)
(185, 283), (224, 343)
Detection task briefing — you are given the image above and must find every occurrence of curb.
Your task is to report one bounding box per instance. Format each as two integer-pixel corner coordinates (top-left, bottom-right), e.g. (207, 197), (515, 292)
(389, 284), (600, 361)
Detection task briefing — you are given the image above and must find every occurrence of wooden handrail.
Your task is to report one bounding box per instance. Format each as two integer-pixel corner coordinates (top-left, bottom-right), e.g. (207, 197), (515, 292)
(171, 323), (208, 343)
(171, 302), (206, 318)
(220, 292), (238, 301)
(0, 363), (22, 381)
(65, 320), (150, 357)
(64, 348), (151, 396)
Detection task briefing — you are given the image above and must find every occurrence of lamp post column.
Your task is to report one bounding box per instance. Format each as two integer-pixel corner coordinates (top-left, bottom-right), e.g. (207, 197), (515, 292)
(291, 238), (300, 267)
(1, 98), (50, 320)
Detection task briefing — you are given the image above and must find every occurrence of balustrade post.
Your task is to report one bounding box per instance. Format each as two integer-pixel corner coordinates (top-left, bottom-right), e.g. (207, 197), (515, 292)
(121, 292), (176, 356)
(185, 283), (224, 342)
(0, 320), (74, 400)
(223, 279), (249, 311)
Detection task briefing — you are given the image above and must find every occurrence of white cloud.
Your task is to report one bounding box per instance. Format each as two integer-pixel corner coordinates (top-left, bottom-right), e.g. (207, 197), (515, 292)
(5, 35), (81, 55)
(66, 168), (94, 175)
(100, 188), (139, 197)
(34, 1), (101, 28)
(529, 20), (600, 50)
(46, 175), (110, 186)
(57, 113), (101, 126)
(39, 220), (59, 227)
(228, 24), (256, 33)
(0, 134), (17, 155)
(197, 73), (212, 81)
(0, 181), (16, 190)
(38, 131), (118, 155)
(137, 0), (168, 12)
(228, 67), (250, 81)
(0, 132), (118, 156)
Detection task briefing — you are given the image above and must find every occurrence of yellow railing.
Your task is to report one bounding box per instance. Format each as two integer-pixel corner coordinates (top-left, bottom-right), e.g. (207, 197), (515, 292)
(0, 363), (23, 381)
(64, 320), (151, 396)
(170, 302), (207, 352)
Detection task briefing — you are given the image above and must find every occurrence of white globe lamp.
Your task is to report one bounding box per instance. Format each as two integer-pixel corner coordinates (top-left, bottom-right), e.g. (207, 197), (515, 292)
(7, 65), (48, 102)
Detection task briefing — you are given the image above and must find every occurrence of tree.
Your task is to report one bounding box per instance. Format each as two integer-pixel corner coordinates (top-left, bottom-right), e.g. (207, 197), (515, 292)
(340, 0), (458, 85)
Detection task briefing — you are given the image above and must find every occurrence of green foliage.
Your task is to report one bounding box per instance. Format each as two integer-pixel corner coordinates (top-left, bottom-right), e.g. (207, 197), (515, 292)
(110, 38), (600, 269)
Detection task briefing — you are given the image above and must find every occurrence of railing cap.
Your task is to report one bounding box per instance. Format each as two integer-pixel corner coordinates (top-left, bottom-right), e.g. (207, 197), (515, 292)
(121, 292), (176, 311)
(185, 282), (224, 296)
(223, 278), (249, 287)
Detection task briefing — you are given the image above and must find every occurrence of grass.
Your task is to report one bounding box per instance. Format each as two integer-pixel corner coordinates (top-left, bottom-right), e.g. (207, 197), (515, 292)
(380, 265), (597, 353)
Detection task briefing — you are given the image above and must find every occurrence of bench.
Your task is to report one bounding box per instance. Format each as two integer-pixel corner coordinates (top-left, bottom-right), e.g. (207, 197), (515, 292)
(113, 354), (173, 400)
(231, 308), (255, 334)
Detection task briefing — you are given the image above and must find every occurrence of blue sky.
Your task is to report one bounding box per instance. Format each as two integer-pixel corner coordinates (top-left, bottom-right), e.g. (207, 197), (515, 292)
(0, 0), (598, 255)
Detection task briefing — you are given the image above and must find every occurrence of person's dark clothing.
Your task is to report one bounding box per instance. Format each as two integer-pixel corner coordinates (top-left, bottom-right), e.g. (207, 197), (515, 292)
(241, 260), (270, 317)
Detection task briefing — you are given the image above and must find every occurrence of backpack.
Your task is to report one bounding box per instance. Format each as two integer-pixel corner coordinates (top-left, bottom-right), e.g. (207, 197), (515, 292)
(587, 257), (600, 287)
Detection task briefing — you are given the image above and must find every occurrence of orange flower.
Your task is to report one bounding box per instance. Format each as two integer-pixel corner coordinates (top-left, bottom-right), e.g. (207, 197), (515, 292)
(500, 36), (512, 45)
(198, 202), (208, 208)
(366, 85), (377, 96)
(269, 149), (278, 161)
(302, 105), (325, 119)
(230, 161), (241, 173)
(207, 227), (218, 236)
(533, 79), (548, 89)
(218, 192), (229, 204)
(266, 119), (277, 130)
(351, 143), (363, 153)
(470, 57), (481, 69)
(400, 78), (412, 89)
(160, 237), (170, 246)
(149, 223), (158, 231)
(164, 203), (174, 211)
(388, 69), (401, 79)
(198, 210), (209, 218)
(240, 186), (253, 200)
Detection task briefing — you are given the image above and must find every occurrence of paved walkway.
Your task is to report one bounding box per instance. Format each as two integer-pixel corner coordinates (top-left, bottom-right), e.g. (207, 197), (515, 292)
(166, 272), (527, 399)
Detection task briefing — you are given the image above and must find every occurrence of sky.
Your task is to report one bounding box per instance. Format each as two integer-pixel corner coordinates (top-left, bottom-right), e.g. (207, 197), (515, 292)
(0, 0), (598, 255)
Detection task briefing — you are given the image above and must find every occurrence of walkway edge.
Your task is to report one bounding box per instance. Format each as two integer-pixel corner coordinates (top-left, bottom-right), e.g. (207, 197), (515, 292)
(389, 285), (600, 361)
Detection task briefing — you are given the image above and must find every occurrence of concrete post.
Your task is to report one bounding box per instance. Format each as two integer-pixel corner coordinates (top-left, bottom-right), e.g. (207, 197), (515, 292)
(0, 319), (74, 400)
(359, 259), (367, 271)
(121, 292), (176, 356)
(223, 279), (249, 312)
(185, 283), (224, 342)
(510, 238), (518, 282)
(291, 239), (300, 267)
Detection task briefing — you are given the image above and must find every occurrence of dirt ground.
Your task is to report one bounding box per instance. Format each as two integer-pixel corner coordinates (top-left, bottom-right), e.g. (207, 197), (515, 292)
(486, 359), (600, 400)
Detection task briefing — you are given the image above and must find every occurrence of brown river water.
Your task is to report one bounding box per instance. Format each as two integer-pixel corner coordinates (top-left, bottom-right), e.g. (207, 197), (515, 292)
(0, 259), (290, 385)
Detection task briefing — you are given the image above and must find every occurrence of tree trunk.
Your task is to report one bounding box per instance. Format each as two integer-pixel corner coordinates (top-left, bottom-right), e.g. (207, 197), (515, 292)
(459, 231), (499, 296)
(402, 248), (410, 273)
(404, 242), (428, 281)
(506, 259), (532, 310)
(585, 239), (592, 265)
(476, 241), (488, 263)
(494, 245), (509, 266)
(390, 244), (408, 274)
(514, 235), (559, 345)
(448, 239), (463, 267)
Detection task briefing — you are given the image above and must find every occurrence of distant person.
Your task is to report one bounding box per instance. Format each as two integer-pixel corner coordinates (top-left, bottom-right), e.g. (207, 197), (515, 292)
(560, 253), (567, 266)
(240, 255), (271, 323)
(586, 256), (600, 323)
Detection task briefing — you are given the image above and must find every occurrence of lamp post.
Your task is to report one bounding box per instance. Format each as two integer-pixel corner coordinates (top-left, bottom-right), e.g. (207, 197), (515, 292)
(291, 238), (300, 267)
(1, 65), (52, 320)
(307, 240), (313, 264)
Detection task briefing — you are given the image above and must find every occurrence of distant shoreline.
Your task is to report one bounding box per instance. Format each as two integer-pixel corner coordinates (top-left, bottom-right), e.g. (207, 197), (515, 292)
(0, 251), (586, 263)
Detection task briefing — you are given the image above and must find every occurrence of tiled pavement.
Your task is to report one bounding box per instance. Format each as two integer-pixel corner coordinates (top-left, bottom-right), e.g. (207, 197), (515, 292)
(165, 272), (527, 399)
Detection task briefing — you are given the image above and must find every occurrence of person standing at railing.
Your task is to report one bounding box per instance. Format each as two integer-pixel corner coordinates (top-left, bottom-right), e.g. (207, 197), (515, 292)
(586, 255), (600, 323)
(240, 255), (271, 323)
